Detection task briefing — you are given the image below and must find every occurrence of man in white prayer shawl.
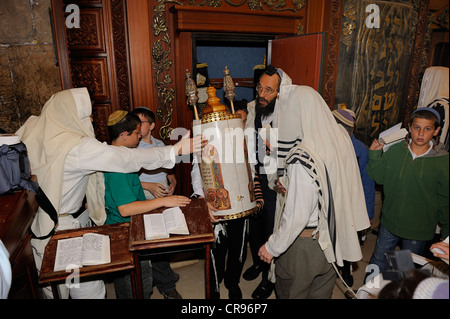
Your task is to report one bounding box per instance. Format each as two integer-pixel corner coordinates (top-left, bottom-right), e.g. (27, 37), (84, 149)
(253, 66), (370, 298)
(16, 87), (205, 299)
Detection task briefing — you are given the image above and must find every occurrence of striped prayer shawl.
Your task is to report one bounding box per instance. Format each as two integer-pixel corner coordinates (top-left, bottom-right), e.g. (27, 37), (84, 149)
(247, 69), (370, 266)
(281, 144), (336, 263)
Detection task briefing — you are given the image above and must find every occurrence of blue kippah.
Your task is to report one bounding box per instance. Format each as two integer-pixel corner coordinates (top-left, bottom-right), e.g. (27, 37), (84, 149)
(411, 107), (441, 124)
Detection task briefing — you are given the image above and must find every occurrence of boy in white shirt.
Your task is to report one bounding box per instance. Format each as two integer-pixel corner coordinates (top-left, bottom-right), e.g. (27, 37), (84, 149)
(130, 107), (181, 299)
(131, 107), (176, 199)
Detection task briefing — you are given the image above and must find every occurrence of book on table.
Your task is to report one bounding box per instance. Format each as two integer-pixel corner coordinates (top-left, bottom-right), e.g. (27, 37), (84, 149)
(53, 233), (111, 272)
(143, 206), (190, 240)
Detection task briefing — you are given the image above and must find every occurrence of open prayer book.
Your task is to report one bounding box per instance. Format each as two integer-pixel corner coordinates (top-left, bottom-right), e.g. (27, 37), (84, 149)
(53, 233), (111, 272)
(144, 207), (189, 240)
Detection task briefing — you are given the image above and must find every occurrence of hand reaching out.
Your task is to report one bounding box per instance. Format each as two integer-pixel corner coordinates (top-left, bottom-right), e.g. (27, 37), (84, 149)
(173, 131), (207, 155)
(164, 195), (191, 207)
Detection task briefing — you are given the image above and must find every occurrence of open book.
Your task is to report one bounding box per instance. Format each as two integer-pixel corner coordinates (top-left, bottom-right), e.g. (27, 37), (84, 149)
(54, 233), (111, 272)
(144, 207), (189, 240)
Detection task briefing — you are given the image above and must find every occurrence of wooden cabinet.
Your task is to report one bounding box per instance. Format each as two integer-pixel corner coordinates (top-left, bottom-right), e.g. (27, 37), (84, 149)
(0, 188), (39, 299)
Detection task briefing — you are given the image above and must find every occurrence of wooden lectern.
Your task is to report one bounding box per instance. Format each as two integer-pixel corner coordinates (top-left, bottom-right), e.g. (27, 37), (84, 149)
(129, 198), (214, 299)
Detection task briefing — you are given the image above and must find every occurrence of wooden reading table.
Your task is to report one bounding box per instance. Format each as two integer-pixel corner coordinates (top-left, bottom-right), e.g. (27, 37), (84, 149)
(39, 222), (135, 299)
(129, 198), (214, 299)
(0, 186), (39, 298)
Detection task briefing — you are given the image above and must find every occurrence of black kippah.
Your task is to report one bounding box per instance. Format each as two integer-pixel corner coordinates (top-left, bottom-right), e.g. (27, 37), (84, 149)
(264, 65), (278, 76)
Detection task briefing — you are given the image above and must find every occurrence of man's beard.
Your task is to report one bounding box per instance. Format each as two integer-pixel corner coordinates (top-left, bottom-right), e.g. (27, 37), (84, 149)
(255, 95), (276, 119)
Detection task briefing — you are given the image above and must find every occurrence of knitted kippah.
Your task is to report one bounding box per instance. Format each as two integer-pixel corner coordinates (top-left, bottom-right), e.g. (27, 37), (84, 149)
(411, 107), (441, 124)
(345, 108), (356, 119)
(108, 110), (128, 126)
(332, 109), (355, 127)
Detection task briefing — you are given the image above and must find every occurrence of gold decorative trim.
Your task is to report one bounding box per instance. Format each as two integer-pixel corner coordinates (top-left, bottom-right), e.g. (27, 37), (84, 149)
(201, 111), (242, 124)
(341, 0), (358, 52)
(151, 2), (174, 141)
(214, 206), (258, 220)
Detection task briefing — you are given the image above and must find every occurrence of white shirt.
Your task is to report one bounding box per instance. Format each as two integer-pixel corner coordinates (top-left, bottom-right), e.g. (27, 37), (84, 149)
(408, 140), (433, 160)
(138, 136), (168, 183)
(265, 162), (319, 258)
(60, 137), (175, 215)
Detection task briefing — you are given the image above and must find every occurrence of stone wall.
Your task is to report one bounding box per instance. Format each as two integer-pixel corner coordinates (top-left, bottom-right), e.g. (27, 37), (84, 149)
(0, 0), (61, 133)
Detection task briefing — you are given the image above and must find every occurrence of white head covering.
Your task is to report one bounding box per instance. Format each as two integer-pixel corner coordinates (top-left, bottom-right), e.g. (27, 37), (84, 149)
(418, 67), (449, 108)
(16, 88), (105, 239)
(272, 70), (370, 265)
(417, 67), (449, 149)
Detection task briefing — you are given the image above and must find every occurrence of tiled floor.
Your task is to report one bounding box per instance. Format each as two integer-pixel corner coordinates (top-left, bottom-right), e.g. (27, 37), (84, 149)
(106, 229), (379, 299)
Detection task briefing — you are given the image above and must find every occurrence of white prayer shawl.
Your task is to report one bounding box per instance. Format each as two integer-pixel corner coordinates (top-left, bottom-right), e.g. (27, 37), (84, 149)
(15, 88), (105, 239)
(269, 70), (370, 266)
(276, 143), (335, 264)
(418, 67), (449, 108)
(417, 67), (449, 149)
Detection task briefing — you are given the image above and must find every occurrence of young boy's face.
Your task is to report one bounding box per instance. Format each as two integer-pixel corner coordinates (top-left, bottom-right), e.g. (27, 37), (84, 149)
(123, 124), (142, 148)
(409, 117), (440, 148)
(138, 114), (152, 139)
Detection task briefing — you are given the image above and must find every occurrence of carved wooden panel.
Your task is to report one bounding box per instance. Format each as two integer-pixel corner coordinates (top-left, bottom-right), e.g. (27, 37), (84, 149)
(70, 59), (110, 99)
(52, 0), (131, 142)
(322, 0), (343, 109)
(91, 103), (112, 141)
(66, 8), (106, 53)
(110, 0), (131, 112)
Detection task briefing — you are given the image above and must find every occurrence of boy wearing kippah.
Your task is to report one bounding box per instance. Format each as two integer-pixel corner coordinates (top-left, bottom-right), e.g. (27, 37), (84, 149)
(104, 110), (189, 299)
(130, 107), (182, 299)
(130, 107), (176, 199)
(366, 108), (449, 279)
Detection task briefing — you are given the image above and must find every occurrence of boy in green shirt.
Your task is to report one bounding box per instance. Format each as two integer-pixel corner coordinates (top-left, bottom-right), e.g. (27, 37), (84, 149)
(104, 110), (190, 298)
(366, 108), (449, 280)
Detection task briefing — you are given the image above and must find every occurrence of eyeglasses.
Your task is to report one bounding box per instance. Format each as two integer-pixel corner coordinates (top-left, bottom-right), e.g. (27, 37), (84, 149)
(256, 83), (277, 96)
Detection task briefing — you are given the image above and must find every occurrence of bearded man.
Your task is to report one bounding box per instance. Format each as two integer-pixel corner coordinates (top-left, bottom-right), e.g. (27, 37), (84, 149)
(242, 65), (281, 299)
(245, 65), (370, 299)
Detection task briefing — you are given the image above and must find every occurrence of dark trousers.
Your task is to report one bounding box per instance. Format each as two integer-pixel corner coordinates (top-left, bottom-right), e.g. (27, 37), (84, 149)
(247, 174), (277, 282)
(152, 259), (177, 293)
(210, 218), (248, 293)
(114, 259), (153, 299)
